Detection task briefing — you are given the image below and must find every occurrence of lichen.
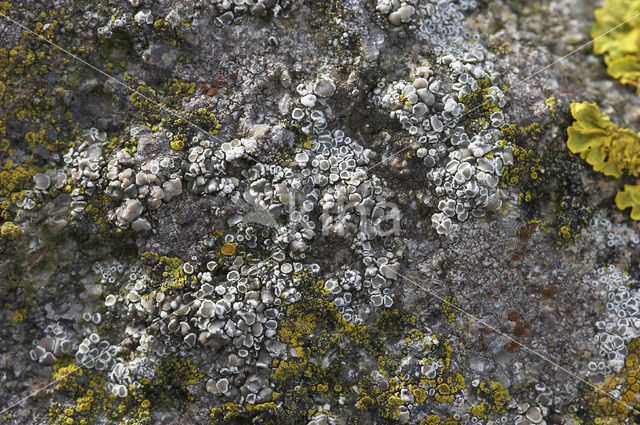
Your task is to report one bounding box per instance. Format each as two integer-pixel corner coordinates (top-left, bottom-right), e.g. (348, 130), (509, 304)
(566, 102), (640, 178)
(468, 381), (510, 420)
(567, 102), (640, 220)
(441, 296), (459, 323)
(589, 338), (640, 423)
(615, 183), (640, 220)
(592, 0), (640, 93)
(140, 251), (195, 291)
(47, 356), (152, 425)
(0, 221), (20, 240)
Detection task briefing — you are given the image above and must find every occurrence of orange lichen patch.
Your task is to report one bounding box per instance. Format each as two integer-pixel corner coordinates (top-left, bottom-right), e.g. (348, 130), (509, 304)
(505, 341), (520, 352)
(541, 287), (554, 298)
(513, 322), (526, 337)
(519, 226), (531, 240)
(508, 312), (519, 322)
(220, 242), (236, 256)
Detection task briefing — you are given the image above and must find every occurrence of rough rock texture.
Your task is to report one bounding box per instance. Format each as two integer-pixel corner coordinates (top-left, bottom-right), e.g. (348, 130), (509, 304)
(1, 0), (640, 424)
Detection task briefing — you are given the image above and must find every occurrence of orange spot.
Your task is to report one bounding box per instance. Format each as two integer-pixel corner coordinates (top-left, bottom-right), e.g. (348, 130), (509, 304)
(221, 243), (236, 256)
(207, 87), (218, 97)
(508, 312), (518, 322)
(506, 341), (520, 352)
(541, 287), (553, 298)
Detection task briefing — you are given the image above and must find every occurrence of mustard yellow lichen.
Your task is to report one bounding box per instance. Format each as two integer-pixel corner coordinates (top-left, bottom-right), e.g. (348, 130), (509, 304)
(0, 221), (20, 240)
(566, 102), (640, 178)
(592, 0), (640, 93)
(616, 183), (640, 220)
(567, 102), (640, 220)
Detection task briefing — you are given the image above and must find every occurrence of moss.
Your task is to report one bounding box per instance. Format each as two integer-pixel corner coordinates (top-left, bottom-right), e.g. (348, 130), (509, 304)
(592, 0), (640, 93)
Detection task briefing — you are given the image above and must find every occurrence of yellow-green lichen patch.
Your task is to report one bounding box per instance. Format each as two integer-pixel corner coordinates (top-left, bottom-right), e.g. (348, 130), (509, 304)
(458, 77), (502, 131)
(545, 96), (561, 119)
(247, 270), (473, 423)
(615, 183), (640, 220)
(150, 356), (203, 403)
(494, 101), (594, 242)
(0, 159), (41, 220)
(46, 355), (202, 425)
(592, 0), (640, 93)
(0, 221), (21, 240)
(140, 251), (196, 291)
(566, 102), (640, 178)
(420, 414), (459, 425)
(441, 296), (460, 322)
(589, 338), (640, 423)
(467, 381), (510, 420)
(47, 356), (152, 425)
(499, 123), (543, 190)
(566, 102), (640, 221)
(126, 78), (220, 152)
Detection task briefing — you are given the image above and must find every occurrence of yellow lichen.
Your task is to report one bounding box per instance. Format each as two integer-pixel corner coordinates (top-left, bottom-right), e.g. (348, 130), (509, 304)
(615, 183), (640, 220)
(566, 102), (640, 178)
(11, 308), (26, 323)
(567, 102), (640, 220)
(441, 296), (459, 322)
(592, 0), (640, 93)
(141, 251), (195, 290)
(589, 338), (640, 423)
(468, 381), (510, 420)
(0, 221), (20, 240)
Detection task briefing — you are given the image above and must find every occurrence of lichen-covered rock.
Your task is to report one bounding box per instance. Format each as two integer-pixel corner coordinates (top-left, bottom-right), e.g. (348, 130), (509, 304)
(3, 0), (640, 424)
